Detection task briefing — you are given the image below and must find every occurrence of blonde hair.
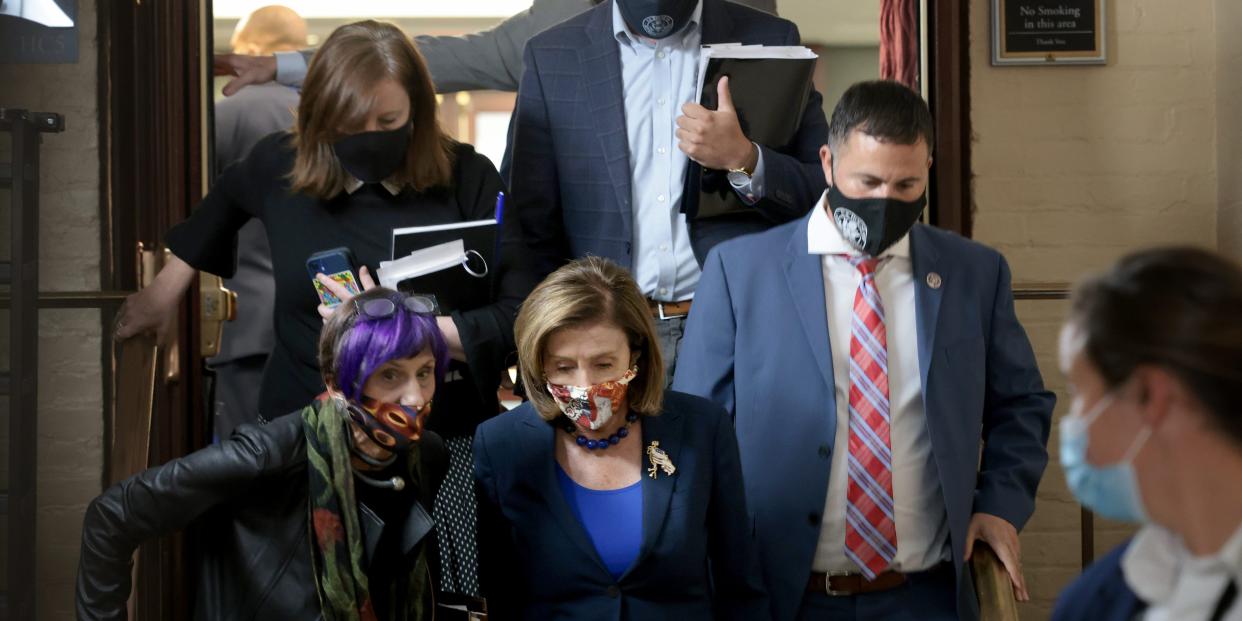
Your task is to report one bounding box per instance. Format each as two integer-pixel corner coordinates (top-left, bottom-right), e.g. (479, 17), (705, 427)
(516, 257), (665, 421)
(230, 5), (307, 56)
(289, 20), (455, 199)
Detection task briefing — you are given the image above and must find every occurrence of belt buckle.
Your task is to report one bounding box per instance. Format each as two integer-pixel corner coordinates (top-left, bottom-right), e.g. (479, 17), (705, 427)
(824, 570), (853, 597)
(657, 302), (670, 321)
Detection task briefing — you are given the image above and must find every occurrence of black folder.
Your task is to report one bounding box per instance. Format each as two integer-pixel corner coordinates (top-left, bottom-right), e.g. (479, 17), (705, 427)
(389, 220), (496, 314)
(695, 50), (817, 219)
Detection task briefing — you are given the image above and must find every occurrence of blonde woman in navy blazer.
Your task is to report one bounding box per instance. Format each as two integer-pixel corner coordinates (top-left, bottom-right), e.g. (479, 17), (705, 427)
(473, 257), (768, 620)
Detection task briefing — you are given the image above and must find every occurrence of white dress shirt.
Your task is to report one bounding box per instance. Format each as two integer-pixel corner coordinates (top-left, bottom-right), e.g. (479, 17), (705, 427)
(611, 0), (765, 302)
(1124, 524), (1242, 621)
(806, 190), (951, 573)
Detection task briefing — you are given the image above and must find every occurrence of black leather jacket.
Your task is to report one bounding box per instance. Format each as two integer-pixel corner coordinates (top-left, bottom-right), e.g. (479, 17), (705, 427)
(76, 412), (448, 620)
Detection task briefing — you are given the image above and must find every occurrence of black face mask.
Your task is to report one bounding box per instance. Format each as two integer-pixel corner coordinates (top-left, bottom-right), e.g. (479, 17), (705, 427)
(332, 123), (410, 184)
(827, 183), (926, 257)
(616, 0), (697, 39)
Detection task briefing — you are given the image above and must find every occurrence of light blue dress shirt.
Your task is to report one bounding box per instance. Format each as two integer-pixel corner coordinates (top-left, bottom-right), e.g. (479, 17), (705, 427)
(612, 0), (765, 302)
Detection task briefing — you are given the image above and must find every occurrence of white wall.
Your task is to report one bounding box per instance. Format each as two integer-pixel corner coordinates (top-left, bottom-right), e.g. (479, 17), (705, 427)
(778, 0), (880, 46)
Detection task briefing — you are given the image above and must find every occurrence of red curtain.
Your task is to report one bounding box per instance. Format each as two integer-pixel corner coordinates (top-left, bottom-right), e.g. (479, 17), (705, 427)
(880, 0), (919, 89)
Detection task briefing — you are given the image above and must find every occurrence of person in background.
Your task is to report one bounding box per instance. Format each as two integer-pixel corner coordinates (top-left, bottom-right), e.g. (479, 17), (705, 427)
(114, 21), (533, 599)
(673, 80), (1055, 620)
(1052, 247), (1242, 621)
(227, 3), (307, 56)
(508, 0), (827, 386)
(213, 0), (777, 96)
(473, 256), (767, 619)
(210, 4), (307, 439)
(78, 287), (449, 620)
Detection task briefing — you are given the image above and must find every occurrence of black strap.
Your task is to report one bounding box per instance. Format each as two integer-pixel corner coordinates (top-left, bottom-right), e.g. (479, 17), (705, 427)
(1210, 579), (1238, 621)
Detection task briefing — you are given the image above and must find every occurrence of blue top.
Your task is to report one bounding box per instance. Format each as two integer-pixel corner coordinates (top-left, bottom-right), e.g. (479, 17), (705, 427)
(555, 464), (643, 581)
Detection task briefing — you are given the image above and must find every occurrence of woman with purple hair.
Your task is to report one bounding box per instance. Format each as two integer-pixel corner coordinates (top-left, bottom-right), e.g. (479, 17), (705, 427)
(77, 287), (450, 620)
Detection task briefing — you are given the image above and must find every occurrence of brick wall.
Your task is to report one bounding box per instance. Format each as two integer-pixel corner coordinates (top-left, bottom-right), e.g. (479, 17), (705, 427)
(1218, 0), (1242, 260)
(969, 0), (1221, 618)
(0, 1), (104, 619)
(971, 0), (1218, 283)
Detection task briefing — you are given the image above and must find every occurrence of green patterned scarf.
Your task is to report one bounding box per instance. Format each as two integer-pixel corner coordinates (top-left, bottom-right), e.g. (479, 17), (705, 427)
(301, 396), (430, 621)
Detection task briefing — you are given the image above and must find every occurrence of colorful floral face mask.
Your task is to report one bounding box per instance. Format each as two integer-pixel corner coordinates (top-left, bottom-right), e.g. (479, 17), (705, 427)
(546, 367), (638, 431)
(345, 395), (430, 451)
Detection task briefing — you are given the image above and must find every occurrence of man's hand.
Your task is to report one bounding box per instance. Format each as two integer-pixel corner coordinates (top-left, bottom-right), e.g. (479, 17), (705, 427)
(214, 53), (279, 97)
(965, 512), (1030, 602)
(676, 76), (757, 172)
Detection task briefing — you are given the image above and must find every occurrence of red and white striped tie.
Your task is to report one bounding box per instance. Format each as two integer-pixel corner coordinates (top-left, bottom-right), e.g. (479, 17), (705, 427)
(843, 255), (898, 579)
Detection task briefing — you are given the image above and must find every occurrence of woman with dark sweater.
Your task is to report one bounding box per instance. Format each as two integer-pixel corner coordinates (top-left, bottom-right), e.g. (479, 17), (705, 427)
(114, 20), (530, 596)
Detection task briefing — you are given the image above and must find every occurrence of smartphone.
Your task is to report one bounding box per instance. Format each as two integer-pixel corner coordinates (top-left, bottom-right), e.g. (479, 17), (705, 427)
(306, 247), (361, 307)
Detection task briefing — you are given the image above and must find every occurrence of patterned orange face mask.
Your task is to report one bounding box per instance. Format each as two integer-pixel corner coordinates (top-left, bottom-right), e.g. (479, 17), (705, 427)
(345, 396), (431, 451)
(546, 367), (638, 431)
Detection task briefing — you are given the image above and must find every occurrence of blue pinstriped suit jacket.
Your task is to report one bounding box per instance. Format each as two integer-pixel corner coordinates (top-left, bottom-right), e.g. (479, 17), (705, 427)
(506, 0), (828, 278)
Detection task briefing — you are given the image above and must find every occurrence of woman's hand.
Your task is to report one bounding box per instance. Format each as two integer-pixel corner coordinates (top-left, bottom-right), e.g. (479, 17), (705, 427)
(114, 255), (197, 342)
(436, 316), (467, 362)
(316, 267), (468, 362)
(315, 266), (377, 320)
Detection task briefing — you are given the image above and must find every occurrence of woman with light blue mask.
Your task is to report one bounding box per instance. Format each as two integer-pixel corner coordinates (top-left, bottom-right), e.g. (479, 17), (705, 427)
(1052, 246), (1242, 621)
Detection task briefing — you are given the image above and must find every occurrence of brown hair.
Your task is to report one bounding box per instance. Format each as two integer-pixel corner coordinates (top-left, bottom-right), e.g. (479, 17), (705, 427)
(516, 257), (665, 421)
(289, 20), (454, 198)
(1070, 246), (1242, 447)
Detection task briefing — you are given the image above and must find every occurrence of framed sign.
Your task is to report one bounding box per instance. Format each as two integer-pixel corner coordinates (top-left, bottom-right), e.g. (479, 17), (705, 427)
(992, 0), (1105, 65)
(0, 0), (78, 64)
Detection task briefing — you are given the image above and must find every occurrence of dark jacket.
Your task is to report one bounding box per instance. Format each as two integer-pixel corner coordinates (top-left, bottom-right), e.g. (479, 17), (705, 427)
(1052, 541), (1145, 621)
(473, 391), (769, 620)
(76, 412), (449, 620)
(506, 0), (827, 278)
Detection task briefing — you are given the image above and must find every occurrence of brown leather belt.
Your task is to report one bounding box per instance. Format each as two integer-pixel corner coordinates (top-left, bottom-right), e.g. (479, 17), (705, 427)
(806, 570), (908, 596)
(647, 298), (692, 320)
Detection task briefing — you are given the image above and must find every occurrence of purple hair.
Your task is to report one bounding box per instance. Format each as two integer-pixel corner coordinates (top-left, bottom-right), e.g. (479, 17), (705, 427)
(327, 289), (449, 402)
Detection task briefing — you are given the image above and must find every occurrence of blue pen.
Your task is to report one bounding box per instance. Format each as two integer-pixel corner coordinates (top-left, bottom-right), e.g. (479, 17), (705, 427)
(493, 192), (505, 258)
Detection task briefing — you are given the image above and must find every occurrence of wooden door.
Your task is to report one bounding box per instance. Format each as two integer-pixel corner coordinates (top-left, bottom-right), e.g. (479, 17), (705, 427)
(99, 0), (211, 618)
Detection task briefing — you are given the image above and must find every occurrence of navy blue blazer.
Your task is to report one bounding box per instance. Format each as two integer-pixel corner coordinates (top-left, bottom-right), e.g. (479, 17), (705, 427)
(506, 0), (827, 278)
(472, 391), (769, 620)
(671, 216), (1056, 621)
(1052, 541), (1145, 621)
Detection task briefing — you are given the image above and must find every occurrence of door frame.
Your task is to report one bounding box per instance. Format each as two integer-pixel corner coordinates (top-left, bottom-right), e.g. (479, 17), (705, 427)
(98, 0), (210, 617)
(926, 0), (973, 237)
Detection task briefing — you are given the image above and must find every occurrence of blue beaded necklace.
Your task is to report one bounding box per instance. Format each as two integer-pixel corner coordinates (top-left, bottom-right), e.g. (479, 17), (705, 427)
(562, 411), (640, 451)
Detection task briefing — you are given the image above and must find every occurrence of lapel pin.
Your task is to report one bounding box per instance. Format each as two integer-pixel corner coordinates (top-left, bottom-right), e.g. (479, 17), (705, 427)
(926, 272), (943, 290)
(646, 441), (676, 479)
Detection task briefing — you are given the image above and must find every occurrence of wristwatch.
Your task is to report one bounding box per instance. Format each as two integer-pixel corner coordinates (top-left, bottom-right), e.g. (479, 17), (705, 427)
(727, 143), (758, 185)
(727, 162), (754, 186)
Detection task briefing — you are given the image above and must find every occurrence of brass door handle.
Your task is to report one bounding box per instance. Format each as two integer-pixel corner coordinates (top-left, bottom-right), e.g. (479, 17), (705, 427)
(200, 274), (236, 359)
(137, 243), (180, 384)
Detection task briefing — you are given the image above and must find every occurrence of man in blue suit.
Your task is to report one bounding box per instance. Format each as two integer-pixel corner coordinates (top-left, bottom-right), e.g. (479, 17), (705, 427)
(673, 80), (1055, 620)
(507, 0), (827, 384)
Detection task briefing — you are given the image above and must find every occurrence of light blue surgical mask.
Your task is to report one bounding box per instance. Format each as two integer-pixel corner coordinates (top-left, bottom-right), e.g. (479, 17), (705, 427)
(1059, 392), (1153, 523)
